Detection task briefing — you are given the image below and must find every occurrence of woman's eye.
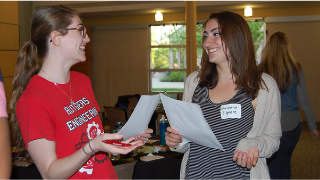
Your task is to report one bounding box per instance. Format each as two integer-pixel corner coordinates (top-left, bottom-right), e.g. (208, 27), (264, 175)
(77, 27), (84, 33)
(203, 35), (208, 39)
(213, 33), (220, 36)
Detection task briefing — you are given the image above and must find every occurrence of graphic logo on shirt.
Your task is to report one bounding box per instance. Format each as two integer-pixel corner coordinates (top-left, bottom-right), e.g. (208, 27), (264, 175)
(79, 121), (102, 175)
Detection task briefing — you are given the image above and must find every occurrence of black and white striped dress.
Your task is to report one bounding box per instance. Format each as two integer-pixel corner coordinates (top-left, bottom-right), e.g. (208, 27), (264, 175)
(185, 85), (254, 179)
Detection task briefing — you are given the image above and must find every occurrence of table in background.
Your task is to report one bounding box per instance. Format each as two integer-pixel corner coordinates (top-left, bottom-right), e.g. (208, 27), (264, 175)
(132, 151), (183, 179)
(11, 164), (42, 179)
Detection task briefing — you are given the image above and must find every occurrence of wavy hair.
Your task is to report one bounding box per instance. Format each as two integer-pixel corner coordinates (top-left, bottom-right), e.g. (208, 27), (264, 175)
(9, 4), (78, 147)
(258, 31), (301, 93)
(198, 11), (265, 98)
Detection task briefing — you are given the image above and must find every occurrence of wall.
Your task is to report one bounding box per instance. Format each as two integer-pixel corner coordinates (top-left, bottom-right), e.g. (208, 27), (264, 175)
(0, 1), (19, 114)
(90, 25), (149, 109)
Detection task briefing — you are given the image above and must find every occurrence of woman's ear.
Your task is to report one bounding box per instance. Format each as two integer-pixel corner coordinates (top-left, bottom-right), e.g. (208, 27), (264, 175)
(49, 30), (61, 45)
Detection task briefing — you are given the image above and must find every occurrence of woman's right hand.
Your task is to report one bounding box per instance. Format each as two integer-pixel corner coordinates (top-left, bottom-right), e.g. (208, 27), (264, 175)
(90, 133), (143, 155)
(165, 127), (182, 148)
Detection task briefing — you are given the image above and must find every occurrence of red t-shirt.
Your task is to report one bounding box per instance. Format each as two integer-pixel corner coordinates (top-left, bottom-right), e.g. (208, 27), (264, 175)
(17, 71), (117, 179)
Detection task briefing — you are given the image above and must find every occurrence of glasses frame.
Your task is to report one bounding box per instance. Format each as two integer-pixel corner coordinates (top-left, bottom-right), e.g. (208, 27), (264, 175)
(59, 26), (87, 38)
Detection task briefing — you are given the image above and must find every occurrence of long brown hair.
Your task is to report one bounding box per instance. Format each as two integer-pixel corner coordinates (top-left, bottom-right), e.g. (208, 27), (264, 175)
(258, 31), (301, 93)
(198, 11), (265, 98)
(9, 4), (78, 147)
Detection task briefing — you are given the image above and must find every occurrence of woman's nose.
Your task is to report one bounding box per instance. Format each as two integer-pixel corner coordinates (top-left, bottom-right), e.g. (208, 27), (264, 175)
(84, 34), (90, 43)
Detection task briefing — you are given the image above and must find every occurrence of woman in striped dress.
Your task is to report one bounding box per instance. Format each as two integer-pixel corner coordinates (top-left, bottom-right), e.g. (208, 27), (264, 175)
(165, 11), (282, 179)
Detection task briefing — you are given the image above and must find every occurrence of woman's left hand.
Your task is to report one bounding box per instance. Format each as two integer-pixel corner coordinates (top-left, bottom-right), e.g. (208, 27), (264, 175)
(232, 147), (259, 169)
(311, 129), (319, 140)
(136, 128), (153, 144)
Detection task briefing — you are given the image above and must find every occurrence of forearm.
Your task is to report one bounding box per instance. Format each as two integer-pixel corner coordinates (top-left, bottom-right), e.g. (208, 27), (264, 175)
(28, 139), (94, 179)
(0, 117), (12, 179)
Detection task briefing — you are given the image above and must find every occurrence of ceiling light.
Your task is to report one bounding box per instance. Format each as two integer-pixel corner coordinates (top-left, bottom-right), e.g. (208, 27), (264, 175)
(155, 11), (163, 21)
(244, 6), (252, 17)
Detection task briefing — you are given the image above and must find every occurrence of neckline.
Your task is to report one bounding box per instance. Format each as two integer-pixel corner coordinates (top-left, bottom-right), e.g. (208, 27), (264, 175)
(205, 86), (243, 105)
(36, 74), (71, 88)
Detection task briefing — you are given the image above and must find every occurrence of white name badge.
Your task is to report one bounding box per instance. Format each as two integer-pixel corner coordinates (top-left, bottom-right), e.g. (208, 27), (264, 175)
(220, 104), (241, 119)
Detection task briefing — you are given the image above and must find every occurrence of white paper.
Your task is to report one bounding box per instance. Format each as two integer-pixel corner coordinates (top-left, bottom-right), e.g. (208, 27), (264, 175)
(118, 93), (223, 150)
(160, 94), (223, 150)
(118, 94), (160, 140)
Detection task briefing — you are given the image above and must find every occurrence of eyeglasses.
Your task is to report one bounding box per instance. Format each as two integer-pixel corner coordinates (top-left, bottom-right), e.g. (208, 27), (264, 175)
(59, 26), (87, 38)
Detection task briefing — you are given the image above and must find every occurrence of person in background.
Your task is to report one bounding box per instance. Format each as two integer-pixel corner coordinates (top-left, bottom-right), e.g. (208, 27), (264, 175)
(0, 68), (12, 179)
(258, 31), (319, 179)
(165, 11), (282, 179)
(9, 4), (152, 179)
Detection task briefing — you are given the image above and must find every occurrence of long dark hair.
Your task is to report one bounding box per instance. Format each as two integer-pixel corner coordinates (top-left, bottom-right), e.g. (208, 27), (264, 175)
(9, 4), (78, 147)
(198, 11), (265, 98)
(258, 31), (301, 93)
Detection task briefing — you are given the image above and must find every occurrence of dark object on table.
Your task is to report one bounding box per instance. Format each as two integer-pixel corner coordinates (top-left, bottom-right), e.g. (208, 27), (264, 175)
(115, 94), (141, 118)
(103, 106), (127, 132)
(11, 163), (42, 179)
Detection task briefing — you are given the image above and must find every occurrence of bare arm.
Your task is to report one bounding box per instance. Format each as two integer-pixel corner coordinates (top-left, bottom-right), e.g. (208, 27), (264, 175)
(28, 133), (143, 179)
(0, 117), (11, 179)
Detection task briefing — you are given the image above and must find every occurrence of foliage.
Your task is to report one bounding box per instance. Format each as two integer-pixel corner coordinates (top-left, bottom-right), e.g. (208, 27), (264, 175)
(248, 21), (264, 43)
(151, 48), (169, 69)
(248, 22), (264, 52)
(151, 24), (204, 70)
(160, 71), (186, 82)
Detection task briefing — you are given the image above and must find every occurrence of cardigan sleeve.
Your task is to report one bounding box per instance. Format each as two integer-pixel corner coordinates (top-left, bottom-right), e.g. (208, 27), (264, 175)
(297, 70), (317, 131)
(235, 73), (282, 158)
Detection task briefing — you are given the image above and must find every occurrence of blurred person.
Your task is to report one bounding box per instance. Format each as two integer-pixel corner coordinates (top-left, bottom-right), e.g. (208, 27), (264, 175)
(258, 31), (319, 179)
(0, 67), (11, 179)
(165, 11), (282, 179)
(9, 4), (152, 179)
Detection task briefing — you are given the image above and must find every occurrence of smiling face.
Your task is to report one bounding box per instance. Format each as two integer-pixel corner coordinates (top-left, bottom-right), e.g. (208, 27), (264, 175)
(60, 16), (90, 64)
(203, 18), (229, 66)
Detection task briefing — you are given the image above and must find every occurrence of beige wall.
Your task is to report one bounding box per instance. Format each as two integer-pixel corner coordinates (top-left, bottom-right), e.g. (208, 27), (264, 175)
(0, 1), (19, 114)
(266, 22), (320, 121)
(90, 27), (149, 109)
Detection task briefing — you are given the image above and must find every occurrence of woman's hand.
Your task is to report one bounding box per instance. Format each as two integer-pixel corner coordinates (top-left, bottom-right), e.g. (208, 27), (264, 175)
(311, 129), (319, 140)
(232, 147), (259, 170)
(90, 133), (143, 155)
(165, 127), (182, 148)
(136, 128), (153, 144)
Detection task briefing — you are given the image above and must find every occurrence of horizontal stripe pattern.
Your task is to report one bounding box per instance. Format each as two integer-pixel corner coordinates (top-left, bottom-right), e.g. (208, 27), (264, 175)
(185, 86), (254, 179)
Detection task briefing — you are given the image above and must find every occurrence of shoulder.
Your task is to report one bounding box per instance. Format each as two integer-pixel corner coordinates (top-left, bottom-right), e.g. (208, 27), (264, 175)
(71, 71), (89, 79)
(71, 71), (91, 83)
(185, 71), (200, 84)
(261, 73), (278, 91)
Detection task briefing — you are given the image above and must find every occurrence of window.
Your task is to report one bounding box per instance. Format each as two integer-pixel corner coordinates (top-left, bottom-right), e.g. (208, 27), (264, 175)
(148, 20), (265, 96)
(247, 20), (266, 64)
(149, 24), (203, 97)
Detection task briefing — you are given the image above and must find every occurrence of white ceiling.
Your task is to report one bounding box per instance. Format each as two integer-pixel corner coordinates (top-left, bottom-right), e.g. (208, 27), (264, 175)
(32, 1), (320, 19)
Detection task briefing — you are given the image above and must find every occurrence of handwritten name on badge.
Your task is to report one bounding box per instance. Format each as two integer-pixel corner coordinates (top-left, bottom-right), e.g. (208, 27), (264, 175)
(220, 104), (241, 119)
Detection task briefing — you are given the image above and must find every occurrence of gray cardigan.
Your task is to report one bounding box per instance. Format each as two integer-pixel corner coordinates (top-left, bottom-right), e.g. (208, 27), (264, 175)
(172, 71), (282, 179)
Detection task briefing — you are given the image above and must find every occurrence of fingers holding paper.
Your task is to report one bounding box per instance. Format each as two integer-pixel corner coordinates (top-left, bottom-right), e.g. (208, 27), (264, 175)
(136, 128), (153, 144)
(232, 147), (259, 170)
(165, 127), (183, 148)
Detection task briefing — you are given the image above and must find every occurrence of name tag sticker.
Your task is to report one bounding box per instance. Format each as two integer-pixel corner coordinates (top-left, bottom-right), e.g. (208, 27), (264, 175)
(220, 104), (241, 119)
